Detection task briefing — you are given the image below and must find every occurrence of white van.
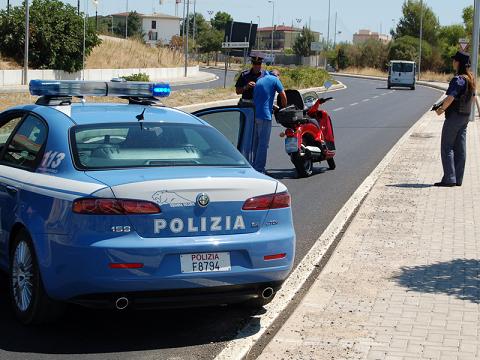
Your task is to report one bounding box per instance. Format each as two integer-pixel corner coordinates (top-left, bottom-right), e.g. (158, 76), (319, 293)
(388, 60), (416, 90)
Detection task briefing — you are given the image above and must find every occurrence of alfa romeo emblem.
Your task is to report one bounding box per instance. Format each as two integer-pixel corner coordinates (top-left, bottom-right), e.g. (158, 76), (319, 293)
(196, 193), (210, 207)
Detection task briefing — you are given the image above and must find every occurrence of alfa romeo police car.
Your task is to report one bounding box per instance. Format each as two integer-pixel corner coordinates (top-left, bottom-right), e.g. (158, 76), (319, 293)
(0, 80), (295, 324)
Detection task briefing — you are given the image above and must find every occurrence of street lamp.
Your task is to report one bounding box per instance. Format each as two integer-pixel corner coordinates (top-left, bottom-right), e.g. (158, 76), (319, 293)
(23, 0), (29, 85)
(268, 0), (275, 59)
(418, 0), (423, 80)
(93, 0), (98, 31)
(207, 10), (214, 22)
(125, 0), (128, 39)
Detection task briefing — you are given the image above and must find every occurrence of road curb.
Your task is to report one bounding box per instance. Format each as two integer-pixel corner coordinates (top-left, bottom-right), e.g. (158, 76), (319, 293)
(177, 83), (346, 113)
(214, 83), (443, 360)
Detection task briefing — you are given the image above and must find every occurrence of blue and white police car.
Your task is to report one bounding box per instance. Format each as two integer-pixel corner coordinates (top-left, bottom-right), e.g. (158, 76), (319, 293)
(0, 80), (295, 324)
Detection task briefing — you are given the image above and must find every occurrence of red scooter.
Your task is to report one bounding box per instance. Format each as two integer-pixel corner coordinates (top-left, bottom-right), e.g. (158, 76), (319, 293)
(276, 89), (336, 178)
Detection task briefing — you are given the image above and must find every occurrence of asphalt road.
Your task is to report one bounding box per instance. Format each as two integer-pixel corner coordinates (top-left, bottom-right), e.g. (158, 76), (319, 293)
(0, 75), (442, 360)
(171, 67), (238, 91)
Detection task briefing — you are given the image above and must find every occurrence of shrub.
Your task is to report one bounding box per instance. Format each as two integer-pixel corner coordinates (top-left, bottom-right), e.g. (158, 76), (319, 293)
(122, 73), (150, 82)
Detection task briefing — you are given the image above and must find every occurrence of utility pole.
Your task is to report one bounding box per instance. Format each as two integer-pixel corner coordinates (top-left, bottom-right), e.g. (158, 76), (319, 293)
(268, 0), (275, 59)
(184, 0), (190, 77)
(333, 12), (337, 48)
(326, 0), (331, 50)
(93, 0), (98, 31)
(125, 0), (129, 39)
(23, 0), (29, 85)
(470, 0), (480, 121)
(418, 0), (423, 80)
(7, 0), (10, 15)
(193, 0), (196, 60)
(77, 0), (80, 15)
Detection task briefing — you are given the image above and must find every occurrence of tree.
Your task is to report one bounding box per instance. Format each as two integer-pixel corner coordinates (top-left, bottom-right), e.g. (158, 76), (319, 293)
(463, 6), (474, 36)
(293, 27), (315, 57)
(197, 28), (223, 65)
(393, 0), (439, 46)
(336, 44), (349, 69)
(211, 11), (233, 32)
(181, 13), (209, 37)
(0, 0), (100, 72)
(113, 11), (143, 39)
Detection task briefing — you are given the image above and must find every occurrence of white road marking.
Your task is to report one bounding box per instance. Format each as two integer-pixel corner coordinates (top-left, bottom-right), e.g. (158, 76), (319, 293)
(333, 107), (344, 112)
(381, 93), (388, 96)
(350, 102), (359, 106)
(373, 95), (379, 99)
(362, 99), (370, 102)
(214, 99), (444, 360)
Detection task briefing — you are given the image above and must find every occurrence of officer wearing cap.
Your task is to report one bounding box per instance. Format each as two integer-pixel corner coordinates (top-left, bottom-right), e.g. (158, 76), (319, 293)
(434, 51), (476, 187)
(235, 53), (268, 102)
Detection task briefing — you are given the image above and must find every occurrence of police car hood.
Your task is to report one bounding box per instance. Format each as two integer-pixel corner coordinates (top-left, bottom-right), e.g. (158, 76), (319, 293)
(85, 167), (285, 238)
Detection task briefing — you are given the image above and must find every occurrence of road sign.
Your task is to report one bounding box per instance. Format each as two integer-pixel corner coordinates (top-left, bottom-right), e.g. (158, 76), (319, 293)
(222, 41), (250, 49)
(459, 38), (469, 51)
(310, 41), (322, 52)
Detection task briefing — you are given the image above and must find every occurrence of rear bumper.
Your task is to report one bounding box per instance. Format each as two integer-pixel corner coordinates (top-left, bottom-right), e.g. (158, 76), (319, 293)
(70, 281), (283, 309)
(35, 228), (295, 301)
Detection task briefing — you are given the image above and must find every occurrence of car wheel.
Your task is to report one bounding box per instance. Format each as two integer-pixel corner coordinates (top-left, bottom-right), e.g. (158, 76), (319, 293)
(387, 83), (391, 89)
(327, 158), (336, 170)
(291, 152), (313, 178)
(411, 85), (416, 90)
(9, 229), (64, 325)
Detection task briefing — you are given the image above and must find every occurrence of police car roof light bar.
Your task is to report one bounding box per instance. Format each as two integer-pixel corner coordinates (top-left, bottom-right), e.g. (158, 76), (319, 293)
(29, 80), (171, 99)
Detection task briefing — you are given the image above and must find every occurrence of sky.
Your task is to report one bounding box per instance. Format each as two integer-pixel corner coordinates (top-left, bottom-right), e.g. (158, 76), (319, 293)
(3, 0), (475, 43)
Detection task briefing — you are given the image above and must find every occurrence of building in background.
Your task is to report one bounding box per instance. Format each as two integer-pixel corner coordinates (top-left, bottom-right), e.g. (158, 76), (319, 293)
(110, 12), (181, 46)
(256, 26), (321, 52)
(353, 29), (390, 45)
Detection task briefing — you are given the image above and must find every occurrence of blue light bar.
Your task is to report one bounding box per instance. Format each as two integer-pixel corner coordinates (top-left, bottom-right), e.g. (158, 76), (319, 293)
(29, 80), (171, 98)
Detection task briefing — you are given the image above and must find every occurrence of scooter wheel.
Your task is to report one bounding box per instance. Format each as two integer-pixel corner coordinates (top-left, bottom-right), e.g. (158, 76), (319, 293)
(327, 158), (336, 170)
(291, 153), (313, 178)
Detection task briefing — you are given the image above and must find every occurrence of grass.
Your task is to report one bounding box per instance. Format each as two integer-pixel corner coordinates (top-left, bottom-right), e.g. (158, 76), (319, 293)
(342, 67), (452, 83)
(86, 37), (186, 69)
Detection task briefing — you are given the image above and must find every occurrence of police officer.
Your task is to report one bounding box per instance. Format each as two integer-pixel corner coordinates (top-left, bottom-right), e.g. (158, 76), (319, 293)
(434, 51), (476, 187)
(235, 53), (269, 104)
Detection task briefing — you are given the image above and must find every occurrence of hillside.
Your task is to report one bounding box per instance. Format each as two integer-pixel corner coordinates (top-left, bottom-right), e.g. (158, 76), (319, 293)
(86, 36), (185, 69)
(0, 36), (186, 70)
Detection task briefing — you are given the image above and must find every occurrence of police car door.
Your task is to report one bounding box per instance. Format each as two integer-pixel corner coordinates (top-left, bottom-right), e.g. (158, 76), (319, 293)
(193, 106), (255, 163)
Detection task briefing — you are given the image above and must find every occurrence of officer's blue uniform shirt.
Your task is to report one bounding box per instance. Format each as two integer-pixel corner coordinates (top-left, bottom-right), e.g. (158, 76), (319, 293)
(253, 75), (285, 121)
(235, 69), (268, 100)
(446, 76), (467, 98)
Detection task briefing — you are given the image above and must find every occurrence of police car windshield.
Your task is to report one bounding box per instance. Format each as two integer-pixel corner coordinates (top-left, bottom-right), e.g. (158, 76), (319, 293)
(71, 123), (249, 169)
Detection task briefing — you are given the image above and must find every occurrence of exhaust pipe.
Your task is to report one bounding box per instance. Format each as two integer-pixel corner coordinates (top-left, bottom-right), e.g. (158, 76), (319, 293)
(261, 287), (274, 300)
(115, 297), (129, 310)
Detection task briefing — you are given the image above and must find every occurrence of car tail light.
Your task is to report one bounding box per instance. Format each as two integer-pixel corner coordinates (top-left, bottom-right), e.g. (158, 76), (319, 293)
(285, 128), (295, 137)
(264, 253), (287, 261)
(109, 263), (144, 269)
(242, 192), (291, 211)
(73, 198), (161, 215)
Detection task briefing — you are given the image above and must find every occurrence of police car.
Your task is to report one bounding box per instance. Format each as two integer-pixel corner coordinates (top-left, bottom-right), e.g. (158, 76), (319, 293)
(0, 80), (295, 324)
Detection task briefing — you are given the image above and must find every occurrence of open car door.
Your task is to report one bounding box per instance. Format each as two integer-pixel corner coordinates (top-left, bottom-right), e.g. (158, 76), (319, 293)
(192, 105), (255, 163)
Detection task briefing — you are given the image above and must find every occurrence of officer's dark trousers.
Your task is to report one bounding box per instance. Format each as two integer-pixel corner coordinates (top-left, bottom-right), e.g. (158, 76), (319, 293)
(441, 112), (469, 185)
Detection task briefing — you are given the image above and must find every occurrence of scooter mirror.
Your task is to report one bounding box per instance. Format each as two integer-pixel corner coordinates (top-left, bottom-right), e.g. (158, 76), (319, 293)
(324, 80), (333, 89)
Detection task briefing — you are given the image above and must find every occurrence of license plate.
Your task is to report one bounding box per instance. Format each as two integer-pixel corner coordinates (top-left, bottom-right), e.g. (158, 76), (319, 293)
(285, 137), (298, 153)
(180, 252), (231, 273)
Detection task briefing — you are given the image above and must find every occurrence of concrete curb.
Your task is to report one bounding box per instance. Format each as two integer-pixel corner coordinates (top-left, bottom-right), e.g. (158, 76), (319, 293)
(214, 79), (443, 360)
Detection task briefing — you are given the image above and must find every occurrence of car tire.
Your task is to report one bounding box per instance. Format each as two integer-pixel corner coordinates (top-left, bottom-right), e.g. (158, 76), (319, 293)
(9, 229), (64, 325)
(291, 152), (313, 178)
(387, 83), (391, 89)
(327, 158), (336, 170)
(411, 85), (416, 90)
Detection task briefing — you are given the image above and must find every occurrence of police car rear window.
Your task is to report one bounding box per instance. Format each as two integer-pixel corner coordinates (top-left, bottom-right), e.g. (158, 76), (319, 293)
(71, 123), (249, 169)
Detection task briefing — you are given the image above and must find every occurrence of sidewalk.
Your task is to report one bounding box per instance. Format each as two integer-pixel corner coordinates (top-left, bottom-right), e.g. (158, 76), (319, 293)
(257, 109), (480, 359)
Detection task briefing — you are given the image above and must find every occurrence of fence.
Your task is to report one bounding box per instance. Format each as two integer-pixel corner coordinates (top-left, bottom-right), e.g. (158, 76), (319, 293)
(0, 66), (200, 86)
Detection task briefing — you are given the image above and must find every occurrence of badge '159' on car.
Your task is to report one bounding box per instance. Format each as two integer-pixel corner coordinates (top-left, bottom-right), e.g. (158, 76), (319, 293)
(0, 80), (296, 324)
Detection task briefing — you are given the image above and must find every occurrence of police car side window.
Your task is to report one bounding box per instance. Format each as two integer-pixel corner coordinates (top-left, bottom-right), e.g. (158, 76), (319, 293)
(0, 115), (22, 152)
(2, 115), (48, 170)
(197, 111), (244, 147)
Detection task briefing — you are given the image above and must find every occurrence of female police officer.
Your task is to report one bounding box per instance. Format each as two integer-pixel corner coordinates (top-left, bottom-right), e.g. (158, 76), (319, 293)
(434, 51), (476, 187)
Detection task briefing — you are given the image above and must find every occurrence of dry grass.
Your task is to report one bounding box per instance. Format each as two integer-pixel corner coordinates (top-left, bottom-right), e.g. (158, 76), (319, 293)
(342, 66), (452, 83)
(86, 38), (186, 69)
(0, 88), (238, 112)
(0, 56), (22, 70)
